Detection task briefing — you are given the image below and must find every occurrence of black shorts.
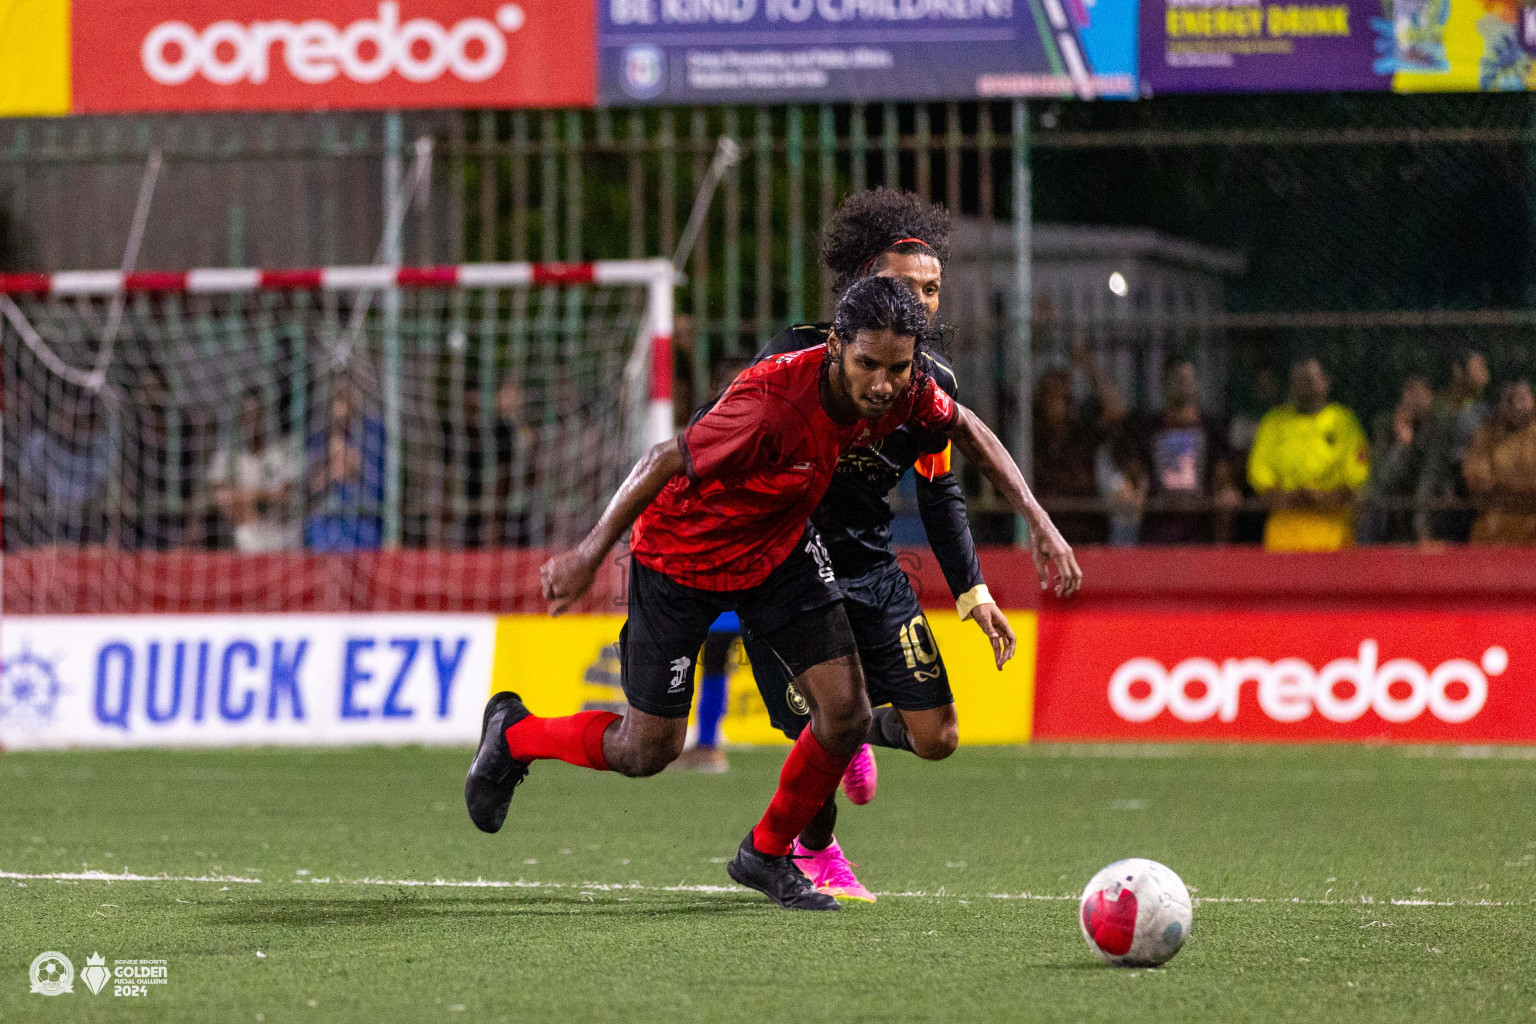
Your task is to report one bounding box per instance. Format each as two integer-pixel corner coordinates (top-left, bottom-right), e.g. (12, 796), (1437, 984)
(749, 560), (953, 738)
(620, 528), (857, 718)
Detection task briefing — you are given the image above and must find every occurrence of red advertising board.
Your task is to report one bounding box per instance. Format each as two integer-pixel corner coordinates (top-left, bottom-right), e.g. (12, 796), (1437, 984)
(1035, 609), (1536, 743)
(71, 0), (595, 113)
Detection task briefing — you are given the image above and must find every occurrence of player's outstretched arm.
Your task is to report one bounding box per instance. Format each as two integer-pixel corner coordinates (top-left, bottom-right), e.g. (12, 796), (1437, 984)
(540, 438), (685, 616)
(944, 404), (1083, 598)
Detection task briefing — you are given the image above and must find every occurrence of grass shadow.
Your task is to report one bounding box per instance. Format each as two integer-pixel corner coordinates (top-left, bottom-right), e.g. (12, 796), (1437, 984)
(211, 892), (768, 927)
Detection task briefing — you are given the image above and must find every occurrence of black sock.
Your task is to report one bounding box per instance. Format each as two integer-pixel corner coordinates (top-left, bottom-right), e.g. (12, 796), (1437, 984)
(796, 793), (838, 851)
(866, 706), (914, 753)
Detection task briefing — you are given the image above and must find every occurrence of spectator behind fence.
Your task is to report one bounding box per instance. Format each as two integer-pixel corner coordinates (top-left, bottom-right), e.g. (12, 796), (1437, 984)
(1416, 350), (1491, 542)
(1247, 356), (1370, 552)
(18, 388), (114, 545)
(1364, 375), (1434, 545)
(494, 376), (537, 545)
(306, 385), (385, 551)
(1033, 345), (1126, 545)
(1462, 380), (1536, 546)
(1120, 359), (1240, 544)
(1094, 433), (1147, 547)
(208, 390), (301, 553)
(446, 377), (537, 548)
(1227, 365), (1283, 544)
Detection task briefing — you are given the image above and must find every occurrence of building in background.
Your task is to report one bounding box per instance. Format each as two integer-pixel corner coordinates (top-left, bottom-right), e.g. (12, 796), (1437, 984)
(944, 220), (1244, 419)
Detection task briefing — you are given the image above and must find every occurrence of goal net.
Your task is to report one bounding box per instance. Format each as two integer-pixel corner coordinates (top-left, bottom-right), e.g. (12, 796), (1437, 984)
(1, 260), (674, 615)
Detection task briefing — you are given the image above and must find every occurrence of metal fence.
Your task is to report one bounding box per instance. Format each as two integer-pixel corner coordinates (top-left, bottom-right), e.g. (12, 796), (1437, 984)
(5, 93), (1536, 545)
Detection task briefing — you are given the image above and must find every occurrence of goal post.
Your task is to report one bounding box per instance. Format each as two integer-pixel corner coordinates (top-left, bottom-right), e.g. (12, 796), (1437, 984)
(0, 259), (676, 614)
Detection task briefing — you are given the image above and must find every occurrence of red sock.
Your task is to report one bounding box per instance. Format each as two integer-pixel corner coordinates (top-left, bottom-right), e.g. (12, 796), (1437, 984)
(505, 711), (619, 771)
(751, 728), (854, 856)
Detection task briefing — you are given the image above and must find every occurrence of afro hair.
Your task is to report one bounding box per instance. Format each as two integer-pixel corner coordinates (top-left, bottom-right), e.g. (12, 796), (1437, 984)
(820, 187), (953, 296)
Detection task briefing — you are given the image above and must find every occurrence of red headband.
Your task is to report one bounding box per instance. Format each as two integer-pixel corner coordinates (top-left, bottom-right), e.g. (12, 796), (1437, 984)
(861, 237), (935, 276)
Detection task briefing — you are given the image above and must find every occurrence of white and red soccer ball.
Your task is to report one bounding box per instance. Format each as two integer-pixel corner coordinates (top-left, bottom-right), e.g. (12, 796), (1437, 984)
(1079, 858), (1191, 967)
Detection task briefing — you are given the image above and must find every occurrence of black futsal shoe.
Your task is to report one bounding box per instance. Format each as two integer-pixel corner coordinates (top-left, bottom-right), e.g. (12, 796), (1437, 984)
(465, 691), (532, 834)
(726, 832), (841, 911)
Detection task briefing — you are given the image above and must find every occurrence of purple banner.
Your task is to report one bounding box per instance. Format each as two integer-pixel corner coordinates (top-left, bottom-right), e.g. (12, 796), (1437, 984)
(1140, 0), (1391, 94)
(598, 0), (1140, 106)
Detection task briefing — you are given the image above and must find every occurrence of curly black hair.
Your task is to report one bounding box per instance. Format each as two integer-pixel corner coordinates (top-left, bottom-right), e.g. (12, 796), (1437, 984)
(820, 187), (953, 296)
(830, 276), (934, 361)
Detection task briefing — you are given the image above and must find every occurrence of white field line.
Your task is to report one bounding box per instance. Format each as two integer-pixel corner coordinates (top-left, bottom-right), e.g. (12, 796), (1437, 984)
(3, 869), (1532, 907)
(1, 869), (261, 884)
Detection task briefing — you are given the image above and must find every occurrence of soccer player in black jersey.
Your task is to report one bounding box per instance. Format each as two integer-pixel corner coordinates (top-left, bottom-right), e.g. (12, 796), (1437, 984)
(743, 188), (1017, 901)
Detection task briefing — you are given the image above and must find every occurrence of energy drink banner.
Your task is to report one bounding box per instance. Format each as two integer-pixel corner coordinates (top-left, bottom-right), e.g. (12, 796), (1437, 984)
(598, 0), (1139, 105)
(1140, 0), (1391, 93)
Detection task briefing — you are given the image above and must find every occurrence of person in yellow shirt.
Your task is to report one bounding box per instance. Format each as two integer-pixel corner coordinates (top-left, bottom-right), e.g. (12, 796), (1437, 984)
(1247, 357), (1371, 551)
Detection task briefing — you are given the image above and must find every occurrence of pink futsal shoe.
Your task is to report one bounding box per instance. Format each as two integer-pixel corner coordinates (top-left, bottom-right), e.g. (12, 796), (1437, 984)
(793, 838), (875, 903)
(840, 743), (877, 805)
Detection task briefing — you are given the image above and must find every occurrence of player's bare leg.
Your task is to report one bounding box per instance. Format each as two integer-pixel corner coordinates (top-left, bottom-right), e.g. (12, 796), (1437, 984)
(865, 703), (959, 761)
(598, 707), (687, 777)
(464, 696), (688, 834)
(795, 653), (875, 757)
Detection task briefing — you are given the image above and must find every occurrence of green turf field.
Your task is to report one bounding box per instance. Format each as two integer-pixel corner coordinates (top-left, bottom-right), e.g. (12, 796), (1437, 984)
(2, 743), (1534, 1022)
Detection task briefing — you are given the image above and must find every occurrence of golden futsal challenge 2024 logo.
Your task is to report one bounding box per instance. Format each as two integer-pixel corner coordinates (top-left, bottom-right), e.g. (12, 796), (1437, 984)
(28, 951), (168, 998)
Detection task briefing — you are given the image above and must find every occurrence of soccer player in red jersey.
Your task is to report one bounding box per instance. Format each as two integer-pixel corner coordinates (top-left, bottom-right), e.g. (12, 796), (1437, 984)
(465, 276), (1080, 911)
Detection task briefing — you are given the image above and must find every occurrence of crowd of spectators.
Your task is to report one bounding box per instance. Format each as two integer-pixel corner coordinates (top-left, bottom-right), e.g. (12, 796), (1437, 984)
(10, 348), (1536, 552)
(7, 368), (584, 554)
(1031, 348), (1536, 550)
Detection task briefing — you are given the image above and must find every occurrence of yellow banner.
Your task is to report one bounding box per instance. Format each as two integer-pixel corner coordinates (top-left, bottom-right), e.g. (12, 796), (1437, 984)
(0, 0), (70, 115)
(491, 611), (1036, 745)
(1390, 0), (1536, 92)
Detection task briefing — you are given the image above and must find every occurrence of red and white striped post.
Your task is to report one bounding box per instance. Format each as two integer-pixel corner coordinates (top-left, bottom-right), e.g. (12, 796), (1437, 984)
(0, 257), (678, 446)
(644, 267), (675, 447)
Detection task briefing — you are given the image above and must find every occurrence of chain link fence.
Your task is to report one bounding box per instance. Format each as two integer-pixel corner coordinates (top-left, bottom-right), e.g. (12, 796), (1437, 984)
(3, 93), (1534, 552)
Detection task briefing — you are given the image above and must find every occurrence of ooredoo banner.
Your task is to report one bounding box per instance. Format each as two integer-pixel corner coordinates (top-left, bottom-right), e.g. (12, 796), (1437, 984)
(1034, 610), (1536, 743)
(70, 0), (596, 112)
(0, 615), (495, 749)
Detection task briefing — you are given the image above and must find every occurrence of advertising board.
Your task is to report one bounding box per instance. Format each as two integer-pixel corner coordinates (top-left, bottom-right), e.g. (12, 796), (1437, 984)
(70, 0), (595, 112)
(598, 0), (1139, 104)
(1139, 0), (1389, 93)
(0, 614), (495, 748)
(1035, 609), (1535, 742)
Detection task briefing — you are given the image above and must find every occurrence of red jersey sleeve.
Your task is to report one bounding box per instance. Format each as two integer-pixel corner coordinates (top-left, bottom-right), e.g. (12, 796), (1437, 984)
(680, 380), (777, 481)
(910, 374), (959, 434)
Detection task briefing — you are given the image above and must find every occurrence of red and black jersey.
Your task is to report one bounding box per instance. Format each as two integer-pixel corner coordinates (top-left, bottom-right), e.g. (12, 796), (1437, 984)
(757, 323), (983, 598)
(630, 344), (957, 591)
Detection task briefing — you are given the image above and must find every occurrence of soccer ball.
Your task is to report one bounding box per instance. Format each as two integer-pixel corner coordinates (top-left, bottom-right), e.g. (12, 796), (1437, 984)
(1079, 858), (1192, 967)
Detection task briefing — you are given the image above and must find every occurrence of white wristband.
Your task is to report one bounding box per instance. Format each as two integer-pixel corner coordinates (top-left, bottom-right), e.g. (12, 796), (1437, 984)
(956, 584), (994, 621)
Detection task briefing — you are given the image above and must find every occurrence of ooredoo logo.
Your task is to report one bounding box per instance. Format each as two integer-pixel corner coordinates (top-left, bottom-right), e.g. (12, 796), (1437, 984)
(140, 2), (527, 87)
(1108, 641), (1505, 726)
